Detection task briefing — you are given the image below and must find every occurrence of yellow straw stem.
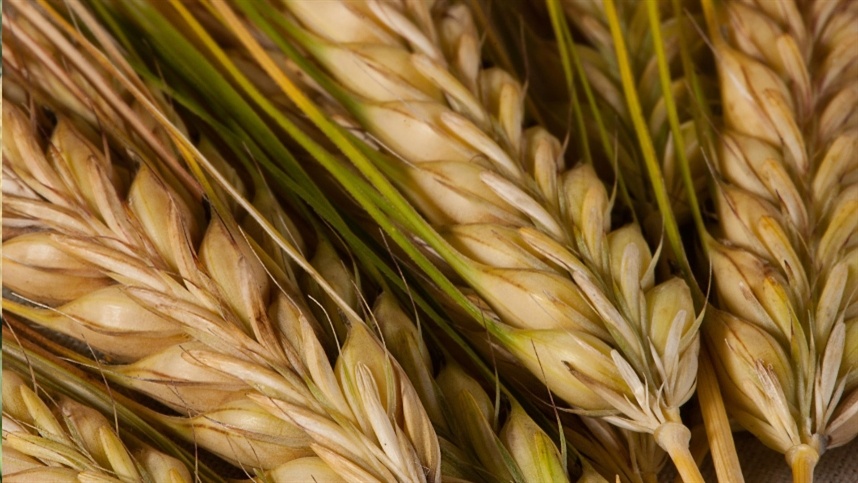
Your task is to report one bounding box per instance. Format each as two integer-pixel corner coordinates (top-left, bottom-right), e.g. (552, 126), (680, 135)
(643, 471), (660, 483)
(786, 444), (819, 483)
(698, 345), (744, 482)
(654, 422), (704, 483)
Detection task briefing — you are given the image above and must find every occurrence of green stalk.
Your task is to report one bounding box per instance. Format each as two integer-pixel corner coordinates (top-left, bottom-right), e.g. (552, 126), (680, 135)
(545, 0), (637, 220)
(545, 0), (593, 165)
(645, 0), (707, 283)
(603, 0), (696, 295)
(668, 0), (720, 247)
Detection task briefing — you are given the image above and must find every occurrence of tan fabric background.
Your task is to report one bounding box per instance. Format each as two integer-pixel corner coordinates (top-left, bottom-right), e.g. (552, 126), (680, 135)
(661, 433), (858, 482)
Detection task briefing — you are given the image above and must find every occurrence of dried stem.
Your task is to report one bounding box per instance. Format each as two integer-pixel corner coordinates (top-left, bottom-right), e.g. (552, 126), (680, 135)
(786, 444), (820, 483)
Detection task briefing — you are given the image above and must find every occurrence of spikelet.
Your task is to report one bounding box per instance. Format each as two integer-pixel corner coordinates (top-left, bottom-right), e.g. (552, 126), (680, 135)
(303, 238), (361, 348)
(263, 457), (347, 483)
(703, 0), (858, 480)
(3, 103), (187, 361)
(372, 292), (446, 431)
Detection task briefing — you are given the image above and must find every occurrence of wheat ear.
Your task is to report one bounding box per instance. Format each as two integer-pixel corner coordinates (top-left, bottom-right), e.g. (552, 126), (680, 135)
(1, 82), (442, 482)
(701, 0), (858, 481)
(373, 291), (583, 482)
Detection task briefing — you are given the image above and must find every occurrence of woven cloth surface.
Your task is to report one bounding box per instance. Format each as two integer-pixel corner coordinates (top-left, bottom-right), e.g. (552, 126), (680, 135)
(661, 433), (858, 482)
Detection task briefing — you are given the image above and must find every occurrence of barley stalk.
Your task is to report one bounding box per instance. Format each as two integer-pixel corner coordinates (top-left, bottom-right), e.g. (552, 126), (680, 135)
(550, 1), (745, 479)
(198, 0), (706, 480)
(702, 0), (858, 481)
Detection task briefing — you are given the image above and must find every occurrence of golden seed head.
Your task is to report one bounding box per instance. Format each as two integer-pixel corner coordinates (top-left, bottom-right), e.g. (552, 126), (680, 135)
(305, 239), (359, 345)
(133, 447), (193, 483)
(441, 224), (552, 270)
(372, 292), (446, 430)
(709, 241), (795, 339)
(470, 266), (604, 335)
(705, 309), (795, 416)
(113, 342), (248, 413)
(602, 225), (651, 331)
(170, 397), (313, 469)
(396, 161), (525, 227)
(561, 164), (611, 267)
(27, 285), (187, 362)
(436, 363), (518, 481)
(49, 119), (123, 214)
(716, 44), (807, 172)
(336, 323), (441, 482)
(360, 101), (476, 164)
(128, 165), (200, 272)
(436, 363), (494, 427)
(719, 131), (807, 232)
(283, 0), (398, 46)
(266, 457), (346, 483)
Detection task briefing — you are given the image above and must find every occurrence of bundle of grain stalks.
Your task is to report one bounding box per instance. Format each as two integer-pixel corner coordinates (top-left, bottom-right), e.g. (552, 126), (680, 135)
(1, 91), (582, 480)
(2, 0), (856, 482)
(3, 2), (585, 480)
(192, 1), (705, 481)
